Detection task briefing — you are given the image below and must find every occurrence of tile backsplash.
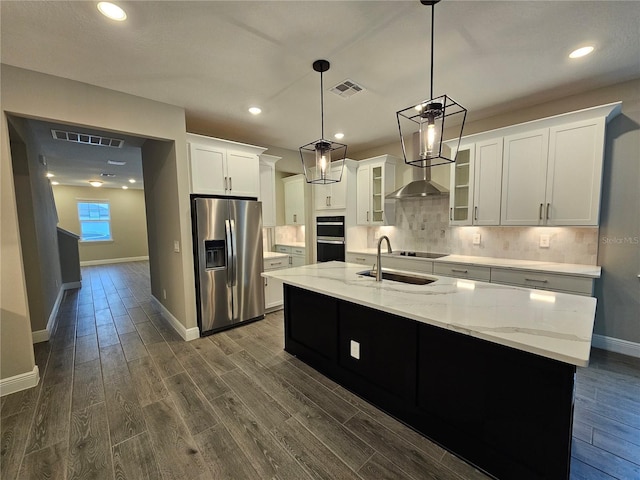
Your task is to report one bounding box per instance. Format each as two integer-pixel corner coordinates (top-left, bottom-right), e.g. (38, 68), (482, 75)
(273, 225), (305, 246)
(366, 196), (598, 265)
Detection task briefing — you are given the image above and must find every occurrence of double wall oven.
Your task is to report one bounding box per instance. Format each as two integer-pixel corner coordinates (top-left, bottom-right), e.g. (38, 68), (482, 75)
(316, 215), (345, 262)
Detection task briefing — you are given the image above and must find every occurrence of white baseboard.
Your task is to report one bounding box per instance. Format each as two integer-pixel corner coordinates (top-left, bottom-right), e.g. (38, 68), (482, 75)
(0, 365), (39, 397)
(592, 334), (640, 359)
(31, 282), (81, 344)
(151, 296), (200, 341)
(80, 256), (149, 266)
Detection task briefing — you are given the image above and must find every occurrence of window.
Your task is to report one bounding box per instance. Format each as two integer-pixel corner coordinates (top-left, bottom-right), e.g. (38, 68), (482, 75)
(77, 201), (112, 241)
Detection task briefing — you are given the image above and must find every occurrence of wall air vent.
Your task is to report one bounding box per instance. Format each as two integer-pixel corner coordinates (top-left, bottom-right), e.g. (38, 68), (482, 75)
(51, 129), (124, 148)
(330, 79), (365, 99)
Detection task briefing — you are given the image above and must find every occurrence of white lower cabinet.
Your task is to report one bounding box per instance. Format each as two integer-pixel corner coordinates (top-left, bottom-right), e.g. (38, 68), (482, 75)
(346, 252), (376, 267)
(433, 262), (491, 282)
(264, 256), (288, 312)
(490, 268), (593, 295)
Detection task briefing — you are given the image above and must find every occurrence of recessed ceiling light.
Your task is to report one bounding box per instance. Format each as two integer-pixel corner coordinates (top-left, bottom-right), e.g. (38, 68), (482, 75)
(46, 172), (55, 178)
(51, 181), (60, 185)
(122, 185), (129, 190)
(128, 178), (136, 183)
(248, 107), (262, 115)
(334, 133), (345, 140)
(569, 45), (594, 59)
(89, 180), (103, 187)
(97, 2), (127, 21)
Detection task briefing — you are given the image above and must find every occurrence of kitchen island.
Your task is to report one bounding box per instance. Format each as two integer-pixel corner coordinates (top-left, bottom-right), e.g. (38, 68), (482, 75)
(262, 261), (597, 479)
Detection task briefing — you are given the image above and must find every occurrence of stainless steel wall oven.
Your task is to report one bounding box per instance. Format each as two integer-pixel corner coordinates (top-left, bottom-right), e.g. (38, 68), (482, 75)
(316, 215), (345, 262)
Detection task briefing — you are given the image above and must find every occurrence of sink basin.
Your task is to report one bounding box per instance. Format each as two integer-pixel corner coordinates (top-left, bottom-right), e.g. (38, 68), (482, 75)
(357, 270), (436, 285)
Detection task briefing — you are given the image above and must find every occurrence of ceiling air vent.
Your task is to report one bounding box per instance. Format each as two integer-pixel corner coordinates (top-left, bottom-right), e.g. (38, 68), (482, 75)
(100, 173), (116, 178)
(51, 129), (124, 148)
(330, 79), (365, 99)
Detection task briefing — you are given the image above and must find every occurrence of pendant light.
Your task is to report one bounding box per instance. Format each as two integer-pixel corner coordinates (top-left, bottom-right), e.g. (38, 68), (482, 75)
(299, 60), (347, 184)
(396, 0), (467, 168)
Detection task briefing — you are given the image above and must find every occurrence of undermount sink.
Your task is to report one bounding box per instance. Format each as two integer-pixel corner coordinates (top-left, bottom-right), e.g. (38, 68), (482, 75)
(357, 270), (436, 285)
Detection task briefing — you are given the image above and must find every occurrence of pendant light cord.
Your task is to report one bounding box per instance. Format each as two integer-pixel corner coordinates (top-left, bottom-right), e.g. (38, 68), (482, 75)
(320, 70), (325, 140)
(430, 3), (435, 100)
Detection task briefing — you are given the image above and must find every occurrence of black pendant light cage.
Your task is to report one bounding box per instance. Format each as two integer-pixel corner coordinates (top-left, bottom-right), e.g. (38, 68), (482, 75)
(397, 0), (467, 168)
(299, 59), (347, 184)
(397, 94), (467, 167)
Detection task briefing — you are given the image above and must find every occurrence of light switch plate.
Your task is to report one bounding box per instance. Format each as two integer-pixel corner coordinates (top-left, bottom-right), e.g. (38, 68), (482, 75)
(174, 240), (180, 253)
(539, 234), (550, 248)
(350, 340), (360, 360)
(472, 233), (481, 245)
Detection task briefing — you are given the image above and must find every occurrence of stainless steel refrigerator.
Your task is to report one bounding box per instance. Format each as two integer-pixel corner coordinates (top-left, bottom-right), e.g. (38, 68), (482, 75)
(192, 196), (264, 335)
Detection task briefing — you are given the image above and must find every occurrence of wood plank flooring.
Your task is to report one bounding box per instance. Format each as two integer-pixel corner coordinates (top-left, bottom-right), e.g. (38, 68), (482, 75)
(1, 261), (639, 479)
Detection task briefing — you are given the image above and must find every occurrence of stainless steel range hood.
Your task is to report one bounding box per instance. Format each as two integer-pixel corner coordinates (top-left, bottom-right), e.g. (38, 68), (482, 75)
(386, 164), (449, 199)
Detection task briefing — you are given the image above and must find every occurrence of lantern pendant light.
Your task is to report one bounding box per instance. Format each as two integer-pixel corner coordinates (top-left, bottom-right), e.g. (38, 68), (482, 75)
(396, 0), (467, 168)
(299, 60), (347, 184)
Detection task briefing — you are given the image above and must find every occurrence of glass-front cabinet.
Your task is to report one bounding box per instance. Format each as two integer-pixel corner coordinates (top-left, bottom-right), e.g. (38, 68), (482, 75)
(356, 155), (397, 226)
(449, 144), (474, 225)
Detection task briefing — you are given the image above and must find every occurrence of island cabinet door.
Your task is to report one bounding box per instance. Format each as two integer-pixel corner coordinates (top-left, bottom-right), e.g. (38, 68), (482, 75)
(416, 323), (575, 480)
(338, 302), (417, 405)
(284, 286), (339, 367)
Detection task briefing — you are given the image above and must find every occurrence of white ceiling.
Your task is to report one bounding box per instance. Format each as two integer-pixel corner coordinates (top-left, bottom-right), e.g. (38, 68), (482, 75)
(2, 1), (639, 184)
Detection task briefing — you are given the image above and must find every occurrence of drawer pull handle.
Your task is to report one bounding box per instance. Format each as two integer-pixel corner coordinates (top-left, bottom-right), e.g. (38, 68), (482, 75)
(451, 269), (468, 274)
(356, 257), (365, 262)
(525, 278), (548, 283)
(269, 262), (283, 266)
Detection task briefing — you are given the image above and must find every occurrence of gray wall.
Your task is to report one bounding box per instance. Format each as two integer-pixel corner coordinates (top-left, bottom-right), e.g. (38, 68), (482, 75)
(9, 116), (63, 334)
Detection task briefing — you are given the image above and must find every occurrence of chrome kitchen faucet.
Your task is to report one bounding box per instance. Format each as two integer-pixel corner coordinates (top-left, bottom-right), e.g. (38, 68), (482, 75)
(376, 235), (392, 282)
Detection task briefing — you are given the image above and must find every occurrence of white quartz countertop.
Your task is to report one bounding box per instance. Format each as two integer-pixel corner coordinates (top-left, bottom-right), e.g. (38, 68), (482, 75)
(263, 261), (596, 367)
(264, 251), (289, 260)
(347, 250), (601, 278)
(276, 242), (306, 248)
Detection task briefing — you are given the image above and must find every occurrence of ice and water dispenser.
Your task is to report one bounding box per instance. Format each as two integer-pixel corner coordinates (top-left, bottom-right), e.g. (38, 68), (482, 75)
(204, 240), (226, 269)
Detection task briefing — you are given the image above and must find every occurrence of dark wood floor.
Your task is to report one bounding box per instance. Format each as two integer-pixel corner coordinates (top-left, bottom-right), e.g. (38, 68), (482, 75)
(1, 262), (639, 480)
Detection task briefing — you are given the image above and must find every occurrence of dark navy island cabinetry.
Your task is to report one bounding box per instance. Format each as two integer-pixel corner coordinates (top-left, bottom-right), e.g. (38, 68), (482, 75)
(284, 285), (575, 480)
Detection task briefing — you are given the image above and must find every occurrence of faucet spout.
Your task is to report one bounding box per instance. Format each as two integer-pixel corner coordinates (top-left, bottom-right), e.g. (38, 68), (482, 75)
(376, 235), (392, 282)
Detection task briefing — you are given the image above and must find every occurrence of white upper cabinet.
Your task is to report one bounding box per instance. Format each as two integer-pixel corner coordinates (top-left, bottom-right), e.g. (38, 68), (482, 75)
(314, 164), (348, 210)
(501, 117), (608, 226)
(187, 133), (266, 197)
(259, 154), (280, 227)
(356, 155), (397, 226)
(283, 174), (305, 226)
(545, 118), (606, 226)
(448, 139), (503, 226)
(473, 138), (504, 225)
(501, 129), (549, 226)
(444, 101), (621, 227)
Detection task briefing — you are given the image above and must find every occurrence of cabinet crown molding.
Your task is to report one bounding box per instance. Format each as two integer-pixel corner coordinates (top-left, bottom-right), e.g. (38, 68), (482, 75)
(186, 132), (267, 155)
(445, 101), (622, 146)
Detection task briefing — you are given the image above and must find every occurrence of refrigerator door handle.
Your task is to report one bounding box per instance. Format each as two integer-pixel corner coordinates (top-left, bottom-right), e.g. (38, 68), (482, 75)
(225, 219), (233, 287)
(230, 218), (238, 287)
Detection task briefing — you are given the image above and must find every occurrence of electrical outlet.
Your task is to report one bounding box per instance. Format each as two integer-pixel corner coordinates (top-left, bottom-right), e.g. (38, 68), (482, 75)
(350, 340), (360, 360)
(472, 233), (481, 245)
(173, 240), (180, 253)
(539, 234), (550, 248)
(163, 289), (167, 300)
